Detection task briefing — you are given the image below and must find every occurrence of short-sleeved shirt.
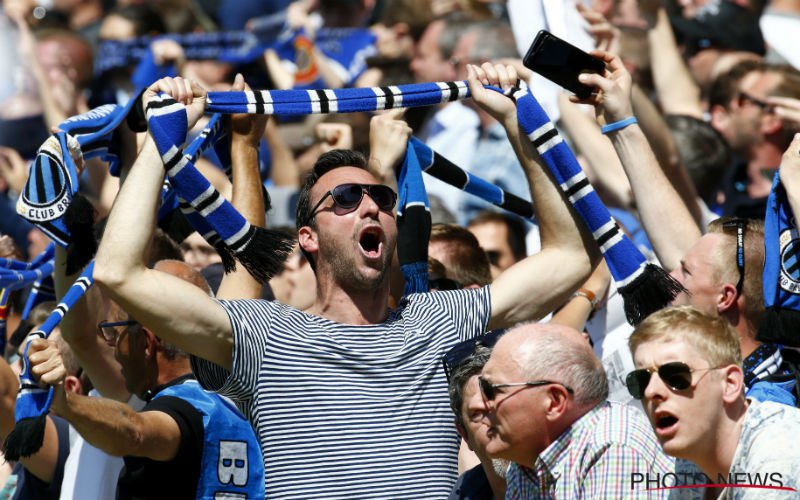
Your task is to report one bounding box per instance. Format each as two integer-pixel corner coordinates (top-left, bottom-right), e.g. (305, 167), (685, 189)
(191, 287), (492, 499)
(719, 400), (800, 499)
(505, 402), (674, 499)
(116, 377), (204, 500)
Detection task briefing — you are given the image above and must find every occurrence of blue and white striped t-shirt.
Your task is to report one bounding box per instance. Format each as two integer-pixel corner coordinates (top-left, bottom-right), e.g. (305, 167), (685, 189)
(191, 286), (492, 499)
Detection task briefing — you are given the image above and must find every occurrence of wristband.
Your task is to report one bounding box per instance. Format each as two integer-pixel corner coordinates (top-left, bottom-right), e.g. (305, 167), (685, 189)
(572, 288), (598, 310)
(601, 116), (637, 135)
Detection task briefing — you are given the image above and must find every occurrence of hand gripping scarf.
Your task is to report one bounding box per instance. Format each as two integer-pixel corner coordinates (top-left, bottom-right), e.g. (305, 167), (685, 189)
(145, 95), (293, 282)
(510, 87), (685, 325)
(16, 98), (142, 274)
(3, 262), (94, 460)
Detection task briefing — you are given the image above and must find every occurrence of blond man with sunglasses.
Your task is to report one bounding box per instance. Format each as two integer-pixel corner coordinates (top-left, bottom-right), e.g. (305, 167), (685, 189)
(629, 306), (800, 498)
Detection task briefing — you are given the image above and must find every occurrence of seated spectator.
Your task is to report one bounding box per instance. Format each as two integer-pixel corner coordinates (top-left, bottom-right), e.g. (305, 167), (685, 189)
(628, 306), (800, 495)
(480, 322), (673, 498)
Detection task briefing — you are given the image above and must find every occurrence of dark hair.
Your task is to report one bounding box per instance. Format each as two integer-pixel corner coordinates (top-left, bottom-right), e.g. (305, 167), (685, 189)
(295, 149), (371, 270)
(430, 224), (492, 286)
(708, 60), (764, 109)
(448, 344), (491, 434)
(665, 114), (731, 204)
(107, 5), (167, 36)
(468, 211), (527, 261)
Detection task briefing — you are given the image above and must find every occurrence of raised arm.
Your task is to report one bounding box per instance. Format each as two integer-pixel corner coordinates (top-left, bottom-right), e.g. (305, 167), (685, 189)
(92, 77), (233, 369)
(54, 246), (129, 401)
(217, 74), (268, 300)
(647, 7), (703, 118)
(466, 63), (599, 330)
(28, 338), (182, 461)
(576, 51), (701, 271)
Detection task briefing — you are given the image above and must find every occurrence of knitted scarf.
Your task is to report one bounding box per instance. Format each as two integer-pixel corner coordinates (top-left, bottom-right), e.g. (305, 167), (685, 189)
(760, 172), (800, 346)
(4, 262), (95, 460)
(145, 95), (293, 282)
(511, 88), (685, 325)
(396, 139), (430, 295)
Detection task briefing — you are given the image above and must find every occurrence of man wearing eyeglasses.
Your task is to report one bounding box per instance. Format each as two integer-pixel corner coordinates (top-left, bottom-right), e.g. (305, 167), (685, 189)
(90, 64), (600, 497)
(628, 306), (800, 498)
(27, 260), (265, 500)
(479, 323), (672, 498)
(709, 62), (800, 220)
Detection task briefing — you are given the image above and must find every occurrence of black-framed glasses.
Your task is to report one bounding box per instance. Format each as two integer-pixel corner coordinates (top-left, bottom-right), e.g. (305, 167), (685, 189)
(97, 320), (139, 345)
(442, 330), (505, 382)
(736, 92), (771, 111)
(308, 183), (397, 222)
(478, 376), (574, 401)
(625, 361), (723, 400)
(722, 218), (746, 295)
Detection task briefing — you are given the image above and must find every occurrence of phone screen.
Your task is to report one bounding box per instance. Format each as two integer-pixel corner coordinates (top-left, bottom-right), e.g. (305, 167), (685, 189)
(523, 30), (605, 99)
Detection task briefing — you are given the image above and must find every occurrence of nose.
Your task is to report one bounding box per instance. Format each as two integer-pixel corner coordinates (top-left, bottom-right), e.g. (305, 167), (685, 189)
(642, 370), (668, 401)
(358, 189), (381, 219)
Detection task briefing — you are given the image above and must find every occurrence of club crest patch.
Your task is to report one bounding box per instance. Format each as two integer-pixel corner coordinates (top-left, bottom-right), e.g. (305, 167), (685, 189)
(16, 135), (74, 223)
(779, 226), (800, 294)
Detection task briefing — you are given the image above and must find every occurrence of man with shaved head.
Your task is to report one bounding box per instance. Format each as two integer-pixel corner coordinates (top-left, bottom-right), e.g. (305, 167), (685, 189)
(479, 323), (672, 498)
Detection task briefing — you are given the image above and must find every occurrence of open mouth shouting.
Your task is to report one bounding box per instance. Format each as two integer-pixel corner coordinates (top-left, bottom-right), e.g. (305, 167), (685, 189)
(358, 225), (384, 260)
(653, 409), (679, 440)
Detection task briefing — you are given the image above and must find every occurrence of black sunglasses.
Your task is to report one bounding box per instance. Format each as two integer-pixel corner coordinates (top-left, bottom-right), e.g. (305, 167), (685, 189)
(625, 361), (722, 400)
(478, 376), (574, 401)
(442, 330), (505, 382)
(722, 218), (746, 295)
(308, 183), (397, 222)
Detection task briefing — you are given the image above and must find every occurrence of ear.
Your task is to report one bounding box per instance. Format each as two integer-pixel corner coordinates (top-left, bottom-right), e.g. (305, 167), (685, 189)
(63, 375), (82, 395)
(720, 364), (745, 404)
(761, 112), (785, 136)
(392, 22), (410, 39)
(454, 418), (470, 444)
(710, 104), (730, 132)
(298, 226), (319, 257)
(464, 283), (481, 290)
(543, 385), (571, 421)
(717, 282), (740, 314)
(142, 328), (159, 359)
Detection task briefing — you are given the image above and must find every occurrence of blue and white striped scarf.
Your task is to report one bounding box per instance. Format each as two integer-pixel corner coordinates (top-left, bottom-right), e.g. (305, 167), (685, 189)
(4, 262), (94, 460)
(511, 88), (684, 325)
(760, 172), (800, 346)
(145, 96), (293, 282)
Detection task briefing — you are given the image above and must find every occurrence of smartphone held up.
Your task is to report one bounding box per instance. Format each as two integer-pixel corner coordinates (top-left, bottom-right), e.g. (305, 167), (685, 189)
(523, 30), (605, 99)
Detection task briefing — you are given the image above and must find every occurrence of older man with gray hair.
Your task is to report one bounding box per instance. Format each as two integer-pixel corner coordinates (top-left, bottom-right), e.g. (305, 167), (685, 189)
(479, 323), (673, 498)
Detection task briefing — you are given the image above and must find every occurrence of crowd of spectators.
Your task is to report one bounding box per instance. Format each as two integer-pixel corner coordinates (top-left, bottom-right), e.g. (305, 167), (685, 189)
(1, 0), (800, 498)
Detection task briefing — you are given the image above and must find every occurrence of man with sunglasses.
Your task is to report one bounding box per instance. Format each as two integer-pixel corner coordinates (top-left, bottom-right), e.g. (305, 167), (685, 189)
(629, 306), (800, 497)
(479, 323), (672, 498)
(91, 64), (600, 497)
(579, 51), (796, 406)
